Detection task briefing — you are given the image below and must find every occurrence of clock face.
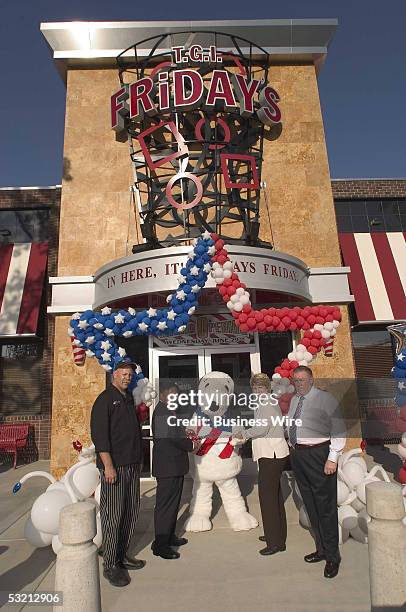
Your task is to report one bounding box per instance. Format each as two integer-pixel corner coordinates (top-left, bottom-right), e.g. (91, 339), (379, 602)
(114, 31), (282, 245)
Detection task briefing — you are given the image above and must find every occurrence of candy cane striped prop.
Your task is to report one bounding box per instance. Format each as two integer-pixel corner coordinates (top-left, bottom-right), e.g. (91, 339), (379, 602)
(70, 336), (86, 366)
(323, 338), (335, 357)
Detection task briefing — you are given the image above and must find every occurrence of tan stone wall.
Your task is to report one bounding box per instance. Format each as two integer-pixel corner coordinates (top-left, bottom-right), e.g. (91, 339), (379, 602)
(50, 63), (357, 474)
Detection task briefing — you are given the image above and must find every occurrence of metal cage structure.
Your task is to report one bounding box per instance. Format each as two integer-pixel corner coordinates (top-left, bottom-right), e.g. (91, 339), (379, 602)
(116, 31), (277, 246)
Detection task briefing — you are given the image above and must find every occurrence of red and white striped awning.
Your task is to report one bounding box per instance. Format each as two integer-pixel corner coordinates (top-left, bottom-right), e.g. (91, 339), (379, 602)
(0, 243), (48, 336)
(339, 232), (406, 323)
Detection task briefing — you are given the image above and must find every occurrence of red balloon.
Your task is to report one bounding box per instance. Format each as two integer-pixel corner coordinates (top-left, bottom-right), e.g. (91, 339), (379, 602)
(289, 360), (299, 370)
(240, 283), (247, 289)
(282, 316), (291, 326)
(281, 359), (290, 370)
(289, 310), (298, 321)
(223, 278), (232, 287)
(333, 309), (342, 321)
(227, 286), (236, 296)
(275, 367), (282, 374)
(266, 326), (274, 332)
(301, 337), (311, 347)
(277, 323), (286, 332)
(247, 318), (257, 329)
(258, 321), (266, 331)
(268, 307), (276, 317)
(239, 313), (248, 323)
(264, 315), (273, 325)
(240, 324), (249, 332)
(319, 308), (328, 318)
(211, 233), (219, 241)
(289, 322), (298, 331)
(307, 315), (316, 325)
(136, 403), (149, 423)
(313, 330), (322, 339)
(232, 280), (241, 289)
(231, 273), (238, 280)
(218, 285), (227, 296)
(217, 255), (227, 265)
(280, 369), (290, 378)
(398, 466), (406, 484)
(215, 239), (225, 250)
(307, 345), (318, 355)
(293, 306), (302, 313)
(302, 322), (311, 330)
(255, 311), (264, 322)
(311, 306), (320, 315)
(310, 339), (320, 347)
(315, 316), (325, 325)
(242, 304), (252, 313)
(303, 306), (312, 316)
(304, 330), (313, 339)
(261, 308), (268, 314)
(325, 314), (334, 322)
(272, 316), (281, 326)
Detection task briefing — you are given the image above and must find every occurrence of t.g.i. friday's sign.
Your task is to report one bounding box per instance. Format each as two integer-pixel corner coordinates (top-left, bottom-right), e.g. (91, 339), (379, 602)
(93, 244), (311, 308)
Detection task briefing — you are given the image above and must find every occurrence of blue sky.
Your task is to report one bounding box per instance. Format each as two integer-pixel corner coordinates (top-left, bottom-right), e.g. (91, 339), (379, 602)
(1, 0), (405, 186)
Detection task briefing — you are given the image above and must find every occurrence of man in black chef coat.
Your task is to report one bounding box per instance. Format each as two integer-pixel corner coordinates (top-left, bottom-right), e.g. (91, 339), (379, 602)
(90, 360), (146, 587)
(152, 381), (198, 559)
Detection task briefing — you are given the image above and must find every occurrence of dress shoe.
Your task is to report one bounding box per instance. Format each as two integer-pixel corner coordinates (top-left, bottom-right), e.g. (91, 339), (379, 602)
(120, 556), (146, 570)
(103, 565), (130, 587)
(304, 551), (326, 563)
(152, 546), (180, 560)
(259, 545), (286, 556)
(170, 535), (188, 547)
(259, 536), (266, 542)
(324, 560), (340, 578)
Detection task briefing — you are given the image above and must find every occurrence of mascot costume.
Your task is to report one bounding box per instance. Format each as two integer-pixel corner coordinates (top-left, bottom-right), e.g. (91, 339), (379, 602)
(185, 371), (258, 532)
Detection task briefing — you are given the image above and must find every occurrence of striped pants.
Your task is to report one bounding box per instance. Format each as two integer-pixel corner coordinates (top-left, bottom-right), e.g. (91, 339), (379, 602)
(99, 463), (141, 569)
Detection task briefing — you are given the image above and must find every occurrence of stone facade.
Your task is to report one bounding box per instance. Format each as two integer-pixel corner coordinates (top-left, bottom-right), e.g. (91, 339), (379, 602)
(50, 64), (357, 476)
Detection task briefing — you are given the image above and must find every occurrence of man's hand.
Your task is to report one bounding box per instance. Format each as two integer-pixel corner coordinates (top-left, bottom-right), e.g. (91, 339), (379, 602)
(104, 464), (117, 484)
(324, 460), (337, 475)
(192, 439), (202, 452)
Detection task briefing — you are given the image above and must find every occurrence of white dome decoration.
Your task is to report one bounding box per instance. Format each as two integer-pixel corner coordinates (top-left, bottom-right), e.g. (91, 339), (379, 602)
(24, 517), (53, 548)
(71, 462), (100, 500)
(31, 490), (72, 536)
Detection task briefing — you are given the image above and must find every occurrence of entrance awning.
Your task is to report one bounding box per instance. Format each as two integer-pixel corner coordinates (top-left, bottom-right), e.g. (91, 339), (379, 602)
(338, 232), (406, 323)
(0, 243), (48, 336)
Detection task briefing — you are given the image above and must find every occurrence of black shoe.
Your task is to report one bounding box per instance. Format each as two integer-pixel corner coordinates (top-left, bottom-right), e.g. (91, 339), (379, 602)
(170, 536), (188, 547)
(259, 545), (286, 556)
(152, 546), (180, 560)
(324, 560), (340, 578)
(103, 565), (131, 587)
(259, 536), (266, 542)
(120, 556), (146, 570)
(304, 551), (326, 563)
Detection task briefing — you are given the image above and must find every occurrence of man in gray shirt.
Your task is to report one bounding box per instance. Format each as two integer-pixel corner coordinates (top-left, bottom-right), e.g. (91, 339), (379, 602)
(287, 365), (346, 579)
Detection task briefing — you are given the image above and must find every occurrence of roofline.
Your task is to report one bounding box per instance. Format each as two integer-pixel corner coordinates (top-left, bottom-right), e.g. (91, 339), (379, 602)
(0, 185), (62, 191)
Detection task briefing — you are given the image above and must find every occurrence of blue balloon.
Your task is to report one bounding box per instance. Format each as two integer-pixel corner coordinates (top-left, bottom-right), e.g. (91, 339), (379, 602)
(174, 305), (183, 314)
(195, 258), (204, 268)
(171, 298), (180, 307)
(180, 268), (188, 276)
(196, 244), (206, 255)
(167, 320), (175, 330)
(89, 317), (98, 326)
(104, 318), (114, 328)
(151, 320), (158, 330)
(394, 367), (406, 378)
(183, 284), (191, 294)
(186, 294), (197, 303)
(396, 357), (406, 370)
(142, 317), (151, 325)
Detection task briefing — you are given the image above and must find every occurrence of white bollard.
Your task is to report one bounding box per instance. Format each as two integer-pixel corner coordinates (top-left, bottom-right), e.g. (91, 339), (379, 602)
(54, 501), (101, 612)
(366, 481), (406, 610)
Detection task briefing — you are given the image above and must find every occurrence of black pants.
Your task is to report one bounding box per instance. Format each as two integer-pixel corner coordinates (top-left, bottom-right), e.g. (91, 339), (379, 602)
(154, 476), (184, 548)
(290, 445), (340, 563)
(100, 463), (140, 570)
(258, 456), (288, 548)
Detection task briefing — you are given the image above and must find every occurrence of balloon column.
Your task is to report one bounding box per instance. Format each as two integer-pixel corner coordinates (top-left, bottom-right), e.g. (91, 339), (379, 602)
(297, 447), (391, 544)
(13, 442), (101, 554)
(209, 234), (342, 383)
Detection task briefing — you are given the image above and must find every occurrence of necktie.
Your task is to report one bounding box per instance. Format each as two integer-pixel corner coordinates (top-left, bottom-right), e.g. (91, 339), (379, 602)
(289, 395), (305, 447)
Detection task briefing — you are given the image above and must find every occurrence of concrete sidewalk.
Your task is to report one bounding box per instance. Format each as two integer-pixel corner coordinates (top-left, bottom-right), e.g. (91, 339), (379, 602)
(0, 458), (373, 612)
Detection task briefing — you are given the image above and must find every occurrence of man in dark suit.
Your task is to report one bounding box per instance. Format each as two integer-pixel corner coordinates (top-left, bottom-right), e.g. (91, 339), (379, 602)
(152, 382), (198, 559)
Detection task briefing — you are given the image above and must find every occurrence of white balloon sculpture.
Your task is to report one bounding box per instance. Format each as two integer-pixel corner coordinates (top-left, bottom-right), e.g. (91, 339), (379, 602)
(13, 442), (101, 553)
(296, 448), (390, 544)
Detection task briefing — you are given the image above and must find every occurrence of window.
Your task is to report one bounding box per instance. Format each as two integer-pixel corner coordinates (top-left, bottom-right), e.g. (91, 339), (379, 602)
(0, 341), (43, 414)
(335, 199), (405, 233)
(0, 209), (49, 244)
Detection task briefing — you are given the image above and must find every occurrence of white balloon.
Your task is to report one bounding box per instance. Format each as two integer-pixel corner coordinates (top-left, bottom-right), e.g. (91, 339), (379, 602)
(230, 294), (240, 303)
(71, 462), (100, 500)
(324, 322), (334, 331)
(358, 509), (371, 534)
(303, 351), (313, 362)
(24, 517), (53, 548)
(313, 324), (323, 331)
(339, 524), (350, 544)
(350, 525), (368, 544)
(397, 443), (406, 460)
(321, 329), (331, 339)
(298, 360), (308, 366)
(31, 490), (71, 536)
(356, 477), (379, 505)
(272, 373), (281, 380)
(287, 384), (294, 393)
(295, 352), (305, 362)
(94, 483), (101, 506)
(351, 497), (366, 513)
(223, 261), (233, 270)
(296, 344), (306, 352)
(330, 329), (337, 336)
(52, 535), (63, 555)
(239, 295), (250, 305)
(236, 287), (245, 295)
(233, 302), (243, 312)
(338, 505), (358, 531)
(341, 462), (366, 490)
(223, 269), (232, 279)
(215, 277), (224, 285)
(337, 480), (350, 505)
(346, 457), (368, 473)
(332, 320), (340, 328)
(226, 301), (234, 311)
(213, 268), (224, 278)
(288, 352), (296, 361)
(47, 482), (68, 494)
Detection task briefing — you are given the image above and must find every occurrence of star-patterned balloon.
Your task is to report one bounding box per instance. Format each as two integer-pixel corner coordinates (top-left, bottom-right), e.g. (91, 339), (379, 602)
(388, 323), (406, 408)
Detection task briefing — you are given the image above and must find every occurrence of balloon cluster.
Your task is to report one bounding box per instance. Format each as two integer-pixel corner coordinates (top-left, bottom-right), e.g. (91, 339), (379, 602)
(13, 442), (101, 554)
(209, 233), (342, 378)
(68, 232), (215, 403)
(297, 448), (393, 544)
(388, 323), (406, 410)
